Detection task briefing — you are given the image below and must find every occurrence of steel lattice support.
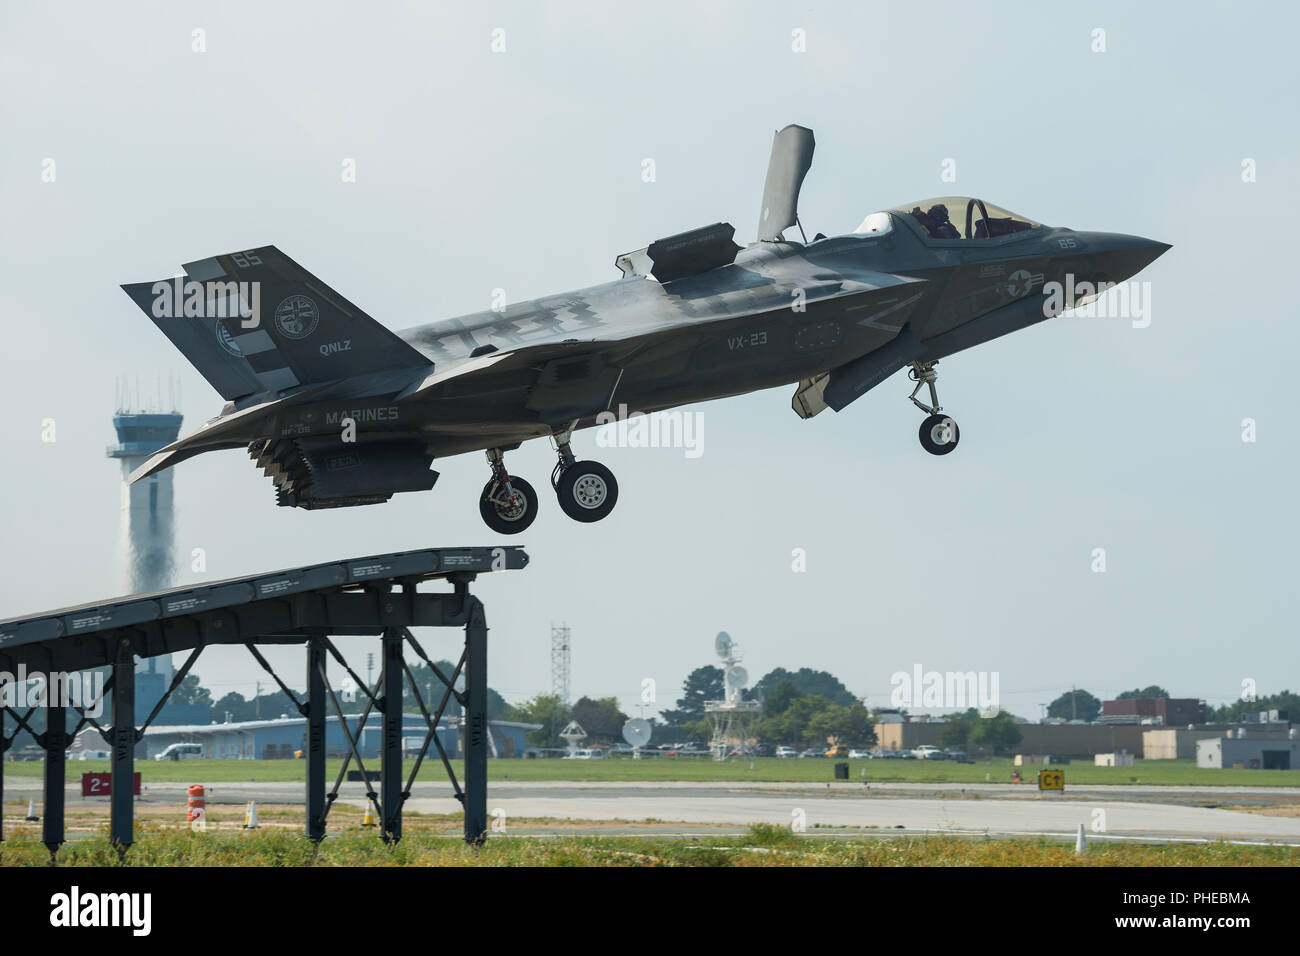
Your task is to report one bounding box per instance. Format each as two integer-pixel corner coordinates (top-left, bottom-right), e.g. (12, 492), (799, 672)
(0, 708), (5, 843)
(42, 699), (66, 855)
(110, 637), (136, 847)
(305, 636), (327, 842)
(464, 597), (488, 844)
(380, 626), (403, 844)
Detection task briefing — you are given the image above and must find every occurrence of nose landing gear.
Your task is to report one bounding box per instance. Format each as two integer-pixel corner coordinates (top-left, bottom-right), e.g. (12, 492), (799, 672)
(909, 361), (960, 456)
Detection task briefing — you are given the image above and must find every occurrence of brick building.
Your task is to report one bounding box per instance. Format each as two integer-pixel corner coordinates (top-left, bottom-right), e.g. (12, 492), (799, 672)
(1100, 697), (1205, 726)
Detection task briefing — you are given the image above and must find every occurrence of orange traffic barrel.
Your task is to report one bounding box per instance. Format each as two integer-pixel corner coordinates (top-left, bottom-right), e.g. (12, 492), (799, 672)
(187, 784), (205, 824)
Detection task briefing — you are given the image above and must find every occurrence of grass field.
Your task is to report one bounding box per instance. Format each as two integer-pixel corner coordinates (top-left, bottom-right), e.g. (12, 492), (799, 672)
(27, 756), (1300, 787)
(1, 823), (1296, 867)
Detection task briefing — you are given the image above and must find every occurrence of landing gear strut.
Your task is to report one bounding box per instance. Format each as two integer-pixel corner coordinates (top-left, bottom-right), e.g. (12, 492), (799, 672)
(908, 361), (960, 456)
(478, 448), (537, 534)
(550, 424), (618, 523)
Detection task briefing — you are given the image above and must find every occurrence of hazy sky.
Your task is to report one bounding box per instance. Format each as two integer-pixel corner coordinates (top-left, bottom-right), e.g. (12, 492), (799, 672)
(1, 1), (1296, 723)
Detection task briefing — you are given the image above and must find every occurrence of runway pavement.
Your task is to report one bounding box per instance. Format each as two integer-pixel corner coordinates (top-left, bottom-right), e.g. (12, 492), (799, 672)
(7, 776), (1299, 843)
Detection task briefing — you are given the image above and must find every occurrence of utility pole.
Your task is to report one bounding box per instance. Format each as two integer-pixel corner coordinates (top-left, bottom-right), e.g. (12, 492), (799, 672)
(1071, 684), (1077, 721)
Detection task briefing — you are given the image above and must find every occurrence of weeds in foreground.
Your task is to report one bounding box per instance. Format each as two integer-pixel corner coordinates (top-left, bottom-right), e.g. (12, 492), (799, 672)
(1, 829), (1295, 868)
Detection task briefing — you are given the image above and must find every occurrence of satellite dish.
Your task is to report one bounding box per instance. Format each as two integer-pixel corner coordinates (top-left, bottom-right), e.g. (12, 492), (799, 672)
(559, 720), (586, 741)
(727, 665), (748, 689)
(715, 632), (733, 658)
(622, 718), (652, 748)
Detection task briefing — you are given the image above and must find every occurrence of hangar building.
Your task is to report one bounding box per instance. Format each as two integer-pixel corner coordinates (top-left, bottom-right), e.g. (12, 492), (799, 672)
(1196, 735), (1298, 770)
(76, 713), (541, 761)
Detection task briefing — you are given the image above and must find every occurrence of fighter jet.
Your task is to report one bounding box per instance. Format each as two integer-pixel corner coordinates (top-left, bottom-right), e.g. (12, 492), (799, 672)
(120, 125), (1169, 534)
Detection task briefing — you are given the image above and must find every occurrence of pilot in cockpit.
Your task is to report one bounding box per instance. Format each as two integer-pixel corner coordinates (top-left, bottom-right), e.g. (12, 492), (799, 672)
(910, 203), (960, 239)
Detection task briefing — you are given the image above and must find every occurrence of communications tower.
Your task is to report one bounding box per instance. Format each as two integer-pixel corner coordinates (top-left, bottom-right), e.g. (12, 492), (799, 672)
(705, 632), (760, 760)
(551, 623), (571, 707)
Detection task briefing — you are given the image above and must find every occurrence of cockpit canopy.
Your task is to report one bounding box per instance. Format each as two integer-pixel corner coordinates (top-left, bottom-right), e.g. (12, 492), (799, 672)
(865, 197), (1040, 240)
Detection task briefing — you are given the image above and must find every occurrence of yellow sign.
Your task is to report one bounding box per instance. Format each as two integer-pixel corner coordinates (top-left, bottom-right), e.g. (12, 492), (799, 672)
(1038, 769), (1065, 791)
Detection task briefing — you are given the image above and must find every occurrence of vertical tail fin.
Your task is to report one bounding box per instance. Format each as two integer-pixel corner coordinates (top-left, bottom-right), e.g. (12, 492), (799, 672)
(121, 279), (266, 400)
(122, 246), (430, 400)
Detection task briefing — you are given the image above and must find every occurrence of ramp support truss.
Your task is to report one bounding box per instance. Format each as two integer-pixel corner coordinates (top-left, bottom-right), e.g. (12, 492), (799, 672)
(0, 547), (522, 857)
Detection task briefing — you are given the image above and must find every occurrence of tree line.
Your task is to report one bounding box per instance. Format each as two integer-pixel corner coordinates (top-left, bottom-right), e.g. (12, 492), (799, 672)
(502, 665), (1024, 753)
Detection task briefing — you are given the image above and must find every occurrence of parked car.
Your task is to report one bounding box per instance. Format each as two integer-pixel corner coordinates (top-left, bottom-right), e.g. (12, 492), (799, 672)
(154, 742), (203, 761)
(847, 749), (873, 759)
(825, 744), (850, 759)
(897, 749), (917, 759)
(913, 745), (947, 760)
(799, 748), (826, 758)
(775, 746), (797, 758)
(868, 749), (895, 759)
(943, 748), (972, 763)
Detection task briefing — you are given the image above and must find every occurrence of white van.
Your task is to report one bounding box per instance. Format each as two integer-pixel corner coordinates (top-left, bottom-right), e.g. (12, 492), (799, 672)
(154, 742), (204, 761)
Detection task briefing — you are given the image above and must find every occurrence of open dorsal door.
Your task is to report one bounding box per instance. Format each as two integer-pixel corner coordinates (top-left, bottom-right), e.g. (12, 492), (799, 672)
(757, 124), (815, 242)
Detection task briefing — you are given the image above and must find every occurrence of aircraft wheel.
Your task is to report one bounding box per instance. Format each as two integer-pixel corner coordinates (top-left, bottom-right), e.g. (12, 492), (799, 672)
(555, 461), (618, 523)
(919, 414), (959, 456)
(479, 476), (538, 534)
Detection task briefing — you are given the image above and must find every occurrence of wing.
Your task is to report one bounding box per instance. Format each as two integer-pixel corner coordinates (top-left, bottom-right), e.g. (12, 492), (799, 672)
(398, 271), (928, 429)
(402, 257), (923, 364)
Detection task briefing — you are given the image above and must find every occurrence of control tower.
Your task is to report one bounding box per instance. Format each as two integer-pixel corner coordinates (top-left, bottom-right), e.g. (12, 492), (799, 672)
(107, 396), (183, 686)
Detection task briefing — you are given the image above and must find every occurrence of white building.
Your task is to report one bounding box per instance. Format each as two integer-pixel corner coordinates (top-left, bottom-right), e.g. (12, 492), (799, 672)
(1196, 735), (1299, 770)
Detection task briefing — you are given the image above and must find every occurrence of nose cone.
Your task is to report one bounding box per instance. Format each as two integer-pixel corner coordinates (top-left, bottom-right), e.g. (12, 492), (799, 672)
(1118, 236), (1172, 278)
(1074, 233), (1171, 285)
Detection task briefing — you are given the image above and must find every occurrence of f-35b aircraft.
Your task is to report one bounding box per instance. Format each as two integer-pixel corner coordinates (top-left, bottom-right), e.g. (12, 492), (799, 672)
(122, 125), (1168, 534)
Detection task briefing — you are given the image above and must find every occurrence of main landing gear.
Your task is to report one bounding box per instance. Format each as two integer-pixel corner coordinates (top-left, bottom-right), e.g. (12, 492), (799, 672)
(477, 430), (619, 534)
(479, 448), (538, 535)
(908, 361), (960, 456)
(550, 425), (618, 524)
